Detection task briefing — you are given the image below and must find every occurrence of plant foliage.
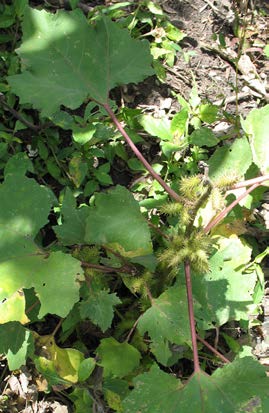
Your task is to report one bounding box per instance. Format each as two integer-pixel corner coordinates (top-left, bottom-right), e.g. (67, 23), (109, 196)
(0, 2), (269, 412)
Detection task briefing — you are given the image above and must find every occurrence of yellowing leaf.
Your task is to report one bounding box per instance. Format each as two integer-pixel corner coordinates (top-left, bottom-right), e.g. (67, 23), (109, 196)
(0, 291), (29, 324)
(34, 334), (84, 384)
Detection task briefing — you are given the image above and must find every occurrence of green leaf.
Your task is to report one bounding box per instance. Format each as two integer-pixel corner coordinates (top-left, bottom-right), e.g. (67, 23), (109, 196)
(97, 337), (141, 378)
(138, 283), (191, 365)
(0, 322), (34, 370)
(122, 364), (182, 413)
(85, 185), (152, 256)
(242, 104), (269, 174)
(78, 357), (96, 382)
(14, 0), (28, 17)
(54, 187), (90, 245)
(8, 7), (154, 116)
(104, 377), (129, 411)
(0, 251), (83, 319)
(208, 137), (252, 181)
(69, 154), (88, 188)
(0, 172), (54, 262)
(123, 358), (269, 413)
(190, 127), (219, 147)
(264, 44), (269, 58)
(193, 236), (256, 327)
(72, 124), (96, 145)
(69, 388), (93, 412)
(199, 103), (219, 124)
(93, 163), (114, 186)
(80, 289), (121, 332)
(4, 152), (34, 178)
(138, 114), (172, 140)
(170, 108), (189, 137)
(0, 291), (29, 324)
(34, 334), (84, 384)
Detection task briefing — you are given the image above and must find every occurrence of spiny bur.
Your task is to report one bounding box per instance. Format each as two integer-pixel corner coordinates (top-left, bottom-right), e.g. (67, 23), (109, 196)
(158, 175), (216, 273)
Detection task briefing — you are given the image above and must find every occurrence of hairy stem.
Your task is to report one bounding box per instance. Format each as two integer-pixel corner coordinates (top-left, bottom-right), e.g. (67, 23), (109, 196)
(103, 103), (181, 202)
(184, 260), (200, 372)
(204, 182), (260, 233)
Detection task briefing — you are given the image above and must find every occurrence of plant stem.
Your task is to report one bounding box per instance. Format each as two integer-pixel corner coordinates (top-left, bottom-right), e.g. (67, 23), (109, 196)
(147, 220), (170, 240)
(196, 334), (230, 364)
(184, 260), (200, 372)
(103, 103), (181, 202)
(81, 261), (132, 274)
(233, 174), (269, 189)
(0, 93), (40, 131)
(204, 182), (260, 233)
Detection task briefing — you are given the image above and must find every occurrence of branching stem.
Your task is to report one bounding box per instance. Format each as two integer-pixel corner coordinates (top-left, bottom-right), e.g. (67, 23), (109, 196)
(204, 182), (259, 233)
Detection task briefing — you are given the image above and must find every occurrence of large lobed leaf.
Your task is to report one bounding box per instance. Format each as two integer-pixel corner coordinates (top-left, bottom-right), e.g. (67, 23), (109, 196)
(192, 235), (257, 328)
(55, 185), (152, 257)
(123, 358), (269, 413)
(8, 7), (154, 116)
(138, 283), (191, 365)
(0, 157), (83, 320)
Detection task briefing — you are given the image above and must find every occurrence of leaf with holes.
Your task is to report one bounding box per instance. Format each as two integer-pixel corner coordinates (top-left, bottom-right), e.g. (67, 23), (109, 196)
(0, 251), (83, 319)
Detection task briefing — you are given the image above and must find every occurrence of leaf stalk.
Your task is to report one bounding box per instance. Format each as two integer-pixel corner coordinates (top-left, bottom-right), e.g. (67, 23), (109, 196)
(103, 103), (181, 202)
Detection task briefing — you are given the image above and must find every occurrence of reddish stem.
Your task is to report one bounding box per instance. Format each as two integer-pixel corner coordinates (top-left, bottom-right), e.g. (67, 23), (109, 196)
(184, 260), (200, 372)
(233, 174), (269, 189)
(196, 334), (230, 364)
(103, 103), (181, 202)
(204, 182), (260, 233)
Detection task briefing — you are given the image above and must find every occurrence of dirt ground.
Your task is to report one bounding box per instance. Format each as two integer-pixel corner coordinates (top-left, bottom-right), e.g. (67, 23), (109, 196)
(141, 0), (269, 117)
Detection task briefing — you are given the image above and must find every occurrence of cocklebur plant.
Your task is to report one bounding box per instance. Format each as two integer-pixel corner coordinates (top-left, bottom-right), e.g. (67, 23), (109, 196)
(1, 4), (269, 412)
